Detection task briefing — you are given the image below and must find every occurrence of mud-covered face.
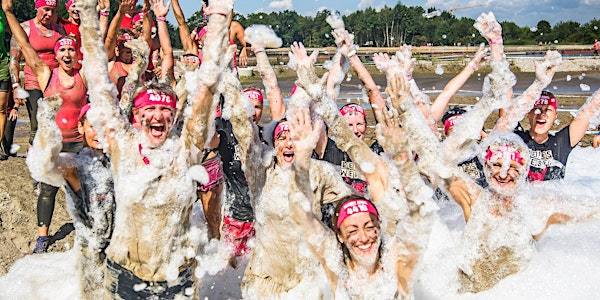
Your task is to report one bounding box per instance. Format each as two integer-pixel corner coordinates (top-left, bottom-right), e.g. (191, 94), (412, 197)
(78, 119), (100, 149)
(338, 212), (381, 267)
(55, 44), (76, 71)
(182, 55), (200, 69)
(527, 105), (557, 136)
(37, 6), (56, 25)
(134, 104), (175, 147)
(343, 112), (366, 140)
(274, 131), (294, 168)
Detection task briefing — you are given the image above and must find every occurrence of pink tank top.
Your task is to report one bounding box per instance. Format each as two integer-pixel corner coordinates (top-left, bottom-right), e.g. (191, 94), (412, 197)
(44, 68), (87, 143)
(24, 19), (62, 90)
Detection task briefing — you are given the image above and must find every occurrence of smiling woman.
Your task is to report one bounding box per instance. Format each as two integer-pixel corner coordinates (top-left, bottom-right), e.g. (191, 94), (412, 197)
(3, 0), (89, 254)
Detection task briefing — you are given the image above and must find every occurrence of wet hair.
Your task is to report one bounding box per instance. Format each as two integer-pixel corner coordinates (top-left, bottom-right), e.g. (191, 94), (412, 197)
(332, 196), (382, 267)
(540, 90), (555, 100)
(441, 106), (467, 125)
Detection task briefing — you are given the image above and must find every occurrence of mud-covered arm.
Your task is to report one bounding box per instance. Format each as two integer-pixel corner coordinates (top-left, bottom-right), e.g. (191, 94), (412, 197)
(9, 33), (27, 105)
(118, 39), (150, 115)
(244, 25), (285, 119)
(292, 42), (389, 202)
(171, 0), (197, 55)
(152, 0), (174, 83)
(2, 0), (51, 88)
(26, 95), (75, 187)
(184, 1), (232, 151)
(494, 50), (562, 131)
(569, 89), (600, 147)
(431, 44), (489, 122)
(380, 56), (481, 221)
(104, 0), (135, 61)
(288, 107), (341, 289)
(333, 28), (386, 115)
(79, 0), (128, 151)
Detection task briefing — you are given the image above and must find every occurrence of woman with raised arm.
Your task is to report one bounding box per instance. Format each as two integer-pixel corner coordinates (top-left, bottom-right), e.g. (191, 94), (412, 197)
(286, 88), (437, 298)
(9, 0), (65, 147)
(217, 49), (357, 297)
(78, 0), (232, 297)
(27, 99), (114, 300)
(4, 0), (89, 253)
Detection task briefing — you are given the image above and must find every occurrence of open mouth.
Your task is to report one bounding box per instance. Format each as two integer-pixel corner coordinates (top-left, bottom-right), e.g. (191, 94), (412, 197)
(494, 177), (514, 187)
(149, 124), (166, 138)
(282, 151), (294, 163)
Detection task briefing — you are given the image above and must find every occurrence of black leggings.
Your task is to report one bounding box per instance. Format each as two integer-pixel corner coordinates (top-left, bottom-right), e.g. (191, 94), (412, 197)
(25, 89), (42, 145)
(37, 142), (83, 228)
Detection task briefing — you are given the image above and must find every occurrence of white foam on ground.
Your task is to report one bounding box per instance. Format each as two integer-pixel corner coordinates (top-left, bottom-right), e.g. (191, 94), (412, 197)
(2, 148), (600, 298)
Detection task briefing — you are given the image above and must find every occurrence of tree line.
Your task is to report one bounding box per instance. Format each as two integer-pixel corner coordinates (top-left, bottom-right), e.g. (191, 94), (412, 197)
(10, 1), (600, 49)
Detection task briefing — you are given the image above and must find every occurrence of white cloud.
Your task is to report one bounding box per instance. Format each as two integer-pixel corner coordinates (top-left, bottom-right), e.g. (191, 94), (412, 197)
(358, 0), (374, 9)
(268, 0), (293, 11)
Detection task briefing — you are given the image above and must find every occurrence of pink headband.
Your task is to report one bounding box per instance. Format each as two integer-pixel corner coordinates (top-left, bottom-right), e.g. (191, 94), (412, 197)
(244, 89), (263, 104)
(132, 12), (144, 25)
(117, 33), (134, 47)
(35, 0), (57, 9)
(485, 144), (525, 166)
(336, 199), (379, 228)
(273, 121), (289, 140)
(443, 114), (463, 135)
(54, 38), (76, 54)
(65, 0), (74, 10)
(534, 93), (557, 109)
(340, 104), (366, 118)
(134, 89), (177, 109)
(78, 103), (91, 122)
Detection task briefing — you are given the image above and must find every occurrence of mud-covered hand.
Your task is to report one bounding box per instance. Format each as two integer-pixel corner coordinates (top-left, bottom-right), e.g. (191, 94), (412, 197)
(97, 0), (110, 11)
(474, 12), (502, 43)
(332, 28), (357, 57)
(374, 107), (408, 159)
(288, 42), (318, 71)
(124, 39), (150, 68)
(289, 108), (323, 169)
(119, 0), (136, 14)
(446, 176), (474, 221)
(535, 50), (562, 86)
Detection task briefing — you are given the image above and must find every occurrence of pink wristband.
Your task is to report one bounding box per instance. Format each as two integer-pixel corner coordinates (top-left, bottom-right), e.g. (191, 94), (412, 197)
(100, 11), (109, 16)
(156, 17), (166, 22)
(489, 37), (503, 45)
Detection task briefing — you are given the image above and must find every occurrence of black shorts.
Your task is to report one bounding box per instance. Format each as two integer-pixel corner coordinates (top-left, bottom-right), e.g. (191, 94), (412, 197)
(105, 259), (195, 299)
(0, 80), (10, 92)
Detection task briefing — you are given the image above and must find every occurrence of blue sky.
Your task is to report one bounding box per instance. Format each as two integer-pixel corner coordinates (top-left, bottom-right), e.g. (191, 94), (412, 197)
(169, 0), (600, 27)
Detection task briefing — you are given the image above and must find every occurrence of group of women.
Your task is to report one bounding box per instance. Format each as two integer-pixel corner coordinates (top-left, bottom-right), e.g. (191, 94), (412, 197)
(5, 0), (600, 298)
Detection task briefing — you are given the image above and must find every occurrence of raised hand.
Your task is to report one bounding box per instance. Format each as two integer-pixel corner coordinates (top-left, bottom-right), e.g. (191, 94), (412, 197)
(2, 0), (13, 13)
(535, 50), (562, 86)
(396, 45), (416, 77)
(471, 43), (489, 69)
(374, 107), (407, 158)
(151, 0), (171, 18)
(289, 108), (323, 169)
(288, 42), (318, 71)
(119, 0), (136, 14)
(97, 0), (110, 11)
(332, 28), (357, 57)
(474, 12), (502, 43)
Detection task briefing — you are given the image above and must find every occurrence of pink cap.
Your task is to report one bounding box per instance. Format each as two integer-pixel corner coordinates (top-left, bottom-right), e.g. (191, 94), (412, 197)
(117, 32), (134, 48)
(336, 199), (379, 228)
(443, 114), (463, 136)
(134, 89), (177, 109)
(78, 103), (91, 122)
(132, 12), (144, 25)
(54, 37), (76, 54)
(534, 92), (557, 109)
(340, 104), (365, 118)
(65, 0), (74, 10)
(485, 144), (525, 166)
(35, 0), (57, 9)
(273, 120), (289, 140)
(244, 89), (263, 104)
